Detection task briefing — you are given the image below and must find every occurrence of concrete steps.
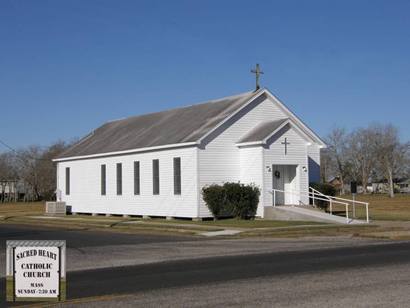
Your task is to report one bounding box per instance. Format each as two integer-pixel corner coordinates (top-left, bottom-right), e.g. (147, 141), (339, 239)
(264, 206), (367, 224)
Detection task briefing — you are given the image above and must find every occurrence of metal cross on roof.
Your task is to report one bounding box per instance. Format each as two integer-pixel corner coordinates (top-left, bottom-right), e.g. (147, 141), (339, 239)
(251, 63), (264, 91)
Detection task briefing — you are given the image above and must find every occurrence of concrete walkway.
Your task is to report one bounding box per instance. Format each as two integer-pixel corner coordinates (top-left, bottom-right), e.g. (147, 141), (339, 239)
(272, 206), (368, 224)
(200, 230), (243, 237)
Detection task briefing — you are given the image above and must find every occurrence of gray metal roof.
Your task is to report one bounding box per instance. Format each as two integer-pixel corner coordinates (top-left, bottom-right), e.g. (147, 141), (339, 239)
(57, 90), (257, 158)
(237, 119), (289, 144)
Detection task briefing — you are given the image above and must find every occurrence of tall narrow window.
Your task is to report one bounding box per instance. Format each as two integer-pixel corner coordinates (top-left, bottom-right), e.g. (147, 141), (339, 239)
(65, 167), (70, 195)
(116, 163), (122, 195)
(134, 161), (140, 195)
(173, 157), (181, 195)
(101, 164), (106, 195)
(152, 159), (159, 195)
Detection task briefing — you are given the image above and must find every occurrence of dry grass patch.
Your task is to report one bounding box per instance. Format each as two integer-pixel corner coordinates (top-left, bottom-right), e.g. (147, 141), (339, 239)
(338, 194), (410, 221)
(0, 201), (45, 217)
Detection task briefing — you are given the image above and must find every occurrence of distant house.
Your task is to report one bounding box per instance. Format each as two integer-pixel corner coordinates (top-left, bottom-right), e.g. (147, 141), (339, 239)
(328, 177), (373, 194)
(0, 180), (18, 202)
(397, 179), (410, 193)
(371, 178), (410, 194)
(53, 88), (325, 219)
(328, 177), (343, 194)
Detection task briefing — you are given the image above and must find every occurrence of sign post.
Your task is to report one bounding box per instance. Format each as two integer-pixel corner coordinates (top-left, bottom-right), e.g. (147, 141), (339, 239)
(6, 240), (66, 302)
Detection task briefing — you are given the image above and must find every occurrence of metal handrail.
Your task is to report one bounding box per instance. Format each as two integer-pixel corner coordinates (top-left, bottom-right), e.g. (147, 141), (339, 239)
(272, 187), (369, 223)
(309, 186), (330, 199)
(326, 194), (368, 205)
(330, 195), (369, 224)
(272, 189), (349, 223)
(273, 188), (347, 205)
(309, 186), (331, 210)
(309, 187), (370, 223)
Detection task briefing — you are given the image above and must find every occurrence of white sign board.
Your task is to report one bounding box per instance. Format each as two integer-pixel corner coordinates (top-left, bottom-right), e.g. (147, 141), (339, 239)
(14, 246), (60, 298)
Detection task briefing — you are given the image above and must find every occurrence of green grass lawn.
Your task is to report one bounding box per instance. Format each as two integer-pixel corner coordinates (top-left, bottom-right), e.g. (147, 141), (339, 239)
(1, 195), (409, 224)
(0, 202), (324, 232)
(1, 195), (410, 239)
(144, 216), (324, 228)
(198, 218), (324, 228)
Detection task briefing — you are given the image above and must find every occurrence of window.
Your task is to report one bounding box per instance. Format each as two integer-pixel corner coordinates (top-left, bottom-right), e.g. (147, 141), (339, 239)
(65, 167), (70, 195)
(116, 163), (122, 195)
(134, 161), (140, 195)
(173, 157), (181, 195)
(101, 164), (106, 195)
(152, 159), (159, 195)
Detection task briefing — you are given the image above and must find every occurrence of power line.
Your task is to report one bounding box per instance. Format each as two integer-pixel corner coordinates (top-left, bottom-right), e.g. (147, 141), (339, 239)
(0, 139), (17, 153)
(0, 139), (50, 162)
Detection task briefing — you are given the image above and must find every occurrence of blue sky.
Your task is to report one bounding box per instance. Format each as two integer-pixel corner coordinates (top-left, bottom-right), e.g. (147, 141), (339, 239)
(1, 0), (409, 151)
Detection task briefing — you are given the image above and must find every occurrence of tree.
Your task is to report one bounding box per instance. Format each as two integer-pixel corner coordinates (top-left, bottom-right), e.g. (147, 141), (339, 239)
(325, 128), (352, 194)
(372, 124), (409, 198)
(37, 141), (70, 200)
(15, 145), (43, 201)
(2, 140), (73, 202)
(348, 128), (377, 193)
(0, 152), (18, 202)
(319, 148), (332, 183)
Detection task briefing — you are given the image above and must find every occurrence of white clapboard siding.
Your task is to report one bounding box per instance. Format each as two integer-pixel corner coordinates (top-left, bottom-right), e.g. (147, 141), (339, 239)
(239, 146), (264, 216)
(198, 95), (290, 216)
(57, 147), (199, 217)
(263, 125), (309, 207)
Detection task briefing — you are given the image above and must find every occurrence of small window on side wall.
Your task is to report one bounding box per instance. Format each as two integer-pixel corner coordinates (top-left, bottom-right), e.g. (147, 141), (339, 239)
(116, 163), (122, 195)
(134, 161), (140, 195)
(153, 159), (159, 195)
(101, 164), (106, 195)
(65, 167), (70, 195)
(173, 157), (181, 195)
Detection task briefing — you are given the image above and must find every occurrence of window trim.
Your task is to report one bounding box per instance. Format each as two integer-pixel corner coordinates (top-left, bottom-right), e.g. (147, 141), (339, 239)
(101, 164), (106, 195)
(116, 163), (122, 195)
(65, 167), (70, 195)
(134, 161), (140, 195)
(152, 159), (159, 195)
(173, 157), (181, 195)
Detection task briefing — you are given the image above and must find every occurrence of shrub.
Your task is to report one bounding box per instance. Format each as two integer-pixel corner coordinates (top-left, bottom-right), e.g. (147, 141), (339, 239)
(223, 182), (242, 215)
(201, 184), (226, 218)
(309, 182), (336, 210)
(202, 182), (260, 219)
(226, 183), (260, 219)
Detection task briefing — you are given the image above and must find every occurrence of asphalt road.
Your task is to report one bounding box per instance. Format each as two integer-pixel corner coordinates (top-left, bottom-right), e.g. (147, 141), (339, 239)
(67, 241), (410, 297)
(77, 259), (410, 307)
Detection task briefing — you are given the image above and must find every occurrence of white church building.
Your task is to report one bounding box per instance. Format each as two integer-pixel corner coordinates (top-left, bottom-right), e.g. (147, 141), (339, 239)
(54, 88), (325, 219)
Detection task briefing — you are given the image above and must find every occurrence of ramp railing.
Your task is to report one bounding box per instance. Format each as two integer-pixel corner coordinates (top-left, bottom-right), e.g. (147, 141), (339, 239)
(309, 186), (331, 206)
(309, 187), (370, 223)
(270, 188), (370, 223)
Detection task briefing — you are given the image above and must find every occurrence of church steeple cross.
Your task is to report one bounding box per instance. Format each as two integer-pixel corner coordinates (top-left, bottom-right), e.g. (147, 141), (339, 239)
(251, 63), (264, 91)
(281, 138), (290, 155)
